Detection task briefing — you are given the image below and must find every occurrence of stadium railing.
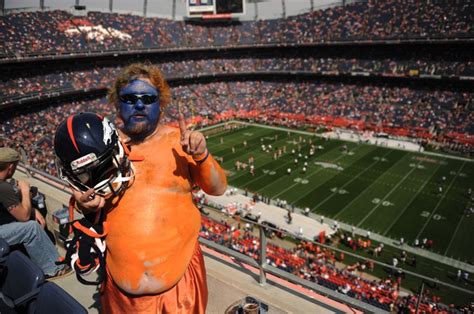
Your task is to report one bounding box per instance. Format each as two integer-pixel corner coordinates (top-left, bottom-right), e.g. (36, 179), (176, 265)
(14, 161), (474, 313)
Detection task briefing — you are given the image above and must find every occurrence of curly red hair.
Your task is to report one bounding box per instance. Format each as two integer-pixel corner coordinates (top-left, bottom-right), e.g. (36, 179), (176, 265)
(108, 63), (171, 111)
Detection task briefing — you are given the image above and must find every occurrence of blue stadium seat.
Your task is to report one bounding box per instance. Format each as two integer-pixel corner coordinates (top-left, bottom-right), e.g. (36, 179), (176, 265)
(28, 282), (87, 314)
(0, 251), (45, 313)
(0, 238), (10, 287)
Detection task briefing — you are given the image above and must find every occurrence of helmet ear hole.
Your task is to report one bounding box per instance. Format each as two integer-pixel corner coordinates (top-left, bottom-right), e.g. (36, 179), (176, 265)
(76, 172), (91, 186)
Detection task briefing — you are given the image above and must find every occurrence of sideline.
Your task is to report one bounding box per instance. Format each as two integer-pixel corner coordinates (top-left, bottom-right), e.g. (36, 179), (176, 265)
(218, 120), (472, 162)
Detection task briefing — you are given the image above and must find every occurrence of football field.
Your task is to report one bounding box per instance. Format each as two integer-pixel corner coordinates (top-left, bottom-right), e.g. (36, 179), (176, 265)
(205, 123), (473, 262)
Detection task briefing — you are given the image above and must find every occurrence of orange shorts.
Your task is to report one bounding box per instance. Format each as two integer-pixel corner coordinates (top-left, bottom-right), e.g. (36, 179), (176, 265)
(100, 244), (208, 314)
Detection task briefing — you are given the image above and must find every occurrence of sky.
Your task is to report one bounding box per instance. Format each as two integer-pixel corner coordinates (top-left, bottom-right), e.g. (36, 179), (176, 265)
(4, 0), (341, 20)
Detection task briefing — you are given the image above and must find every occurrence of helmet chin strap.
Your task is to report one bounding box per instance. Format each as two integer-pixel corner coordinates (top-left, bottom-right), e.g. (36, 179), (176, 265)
(89, 160), (135, 198)
(100, 161), (136, 197)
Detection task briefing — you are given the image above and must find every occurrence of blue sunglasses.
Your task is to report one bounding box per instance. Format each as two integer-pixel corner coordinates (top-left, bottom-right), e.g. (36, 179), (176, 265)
(119, 94), (158, 105)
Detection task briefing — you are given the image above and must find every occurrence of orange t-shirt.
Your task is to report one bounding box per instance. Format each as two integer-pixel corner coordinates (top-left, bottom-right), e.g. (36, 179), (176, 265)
(105, 125), (226, 295)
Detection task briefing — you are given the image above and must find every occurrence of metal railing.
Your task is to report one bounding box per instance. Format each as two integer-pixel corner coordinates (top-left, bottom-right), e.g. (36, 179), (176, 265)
(16, 162), (474, 313)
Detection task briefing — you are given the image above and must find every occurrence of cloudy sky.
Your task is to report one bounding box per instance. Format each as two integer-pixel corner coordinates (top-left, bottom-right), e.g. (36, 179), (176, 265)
(4, 0), (338, 20)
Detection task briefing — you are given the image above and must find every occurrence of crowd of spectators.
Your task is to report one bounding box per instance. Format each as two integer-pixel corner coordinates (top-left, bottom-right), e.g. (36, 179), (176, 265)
(160, 56), (474, 78)
(1, 79), (472, 175)
(2, 56), (472, 103)
(0, 66), (116, 101)
(1, 1), (472, 56)
(1, 2), (471, 308)
(199, 215), (461, 313)
(0, 97), (113, 176)
(171, 81), (473, 137)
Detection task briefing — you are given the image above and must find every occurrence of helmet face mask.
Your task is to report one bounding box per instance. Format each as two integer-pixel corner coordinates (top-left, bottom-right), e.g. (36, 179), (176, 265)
(54, 112), (134, 198)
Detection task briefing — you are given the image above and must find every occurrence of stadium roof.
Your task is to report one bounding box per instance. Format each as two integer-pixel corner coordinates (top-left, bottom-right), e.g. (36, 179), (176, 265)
(5, 0), (345, 21)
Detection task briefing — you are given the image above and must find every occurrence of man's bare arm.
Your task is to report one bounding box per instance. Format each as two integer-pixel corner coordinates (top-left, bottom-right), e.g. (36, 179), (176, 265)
(8, 180), (33, 222)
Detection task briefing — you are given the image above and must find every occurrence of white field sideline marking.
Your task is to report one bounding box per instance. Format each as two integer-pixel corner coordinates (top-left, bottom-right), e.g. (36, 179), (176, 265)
(271, 146), (362, 199)
(333, 154), (413, 220)
(415, 161), (466, 240)
(235, 121), (320, 137)
(310, 150), (393, 211)
(199, 121), (231, 131)
(355, 162), (421, 227)
(382, 161), (443, 236)
(225, 120), (474, 163)
(444, 215), (465, 256)
(207, 126), (270, 150)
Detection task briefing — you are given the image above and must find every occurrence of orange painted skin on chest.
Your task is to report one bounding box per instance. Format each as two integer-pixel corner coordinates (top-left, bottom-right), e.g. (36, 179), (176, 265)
(105, 125), (226, 295)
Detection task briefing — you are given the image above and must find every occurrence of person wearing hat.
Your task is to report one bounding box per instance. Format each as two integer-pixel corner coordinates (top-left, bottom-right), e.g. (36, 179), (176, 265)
(0, 147), (71, 279)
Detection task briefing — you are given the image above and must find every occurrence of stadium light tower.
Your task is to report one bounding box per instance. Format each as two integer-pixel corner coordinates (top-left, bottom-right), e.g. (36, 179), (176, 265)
(172, 0), (176, 19)
(254, 1), (258, 20)
(109, 0), (113, 12)
(40, 0), (44, 11)
(143, 0), (148, 17)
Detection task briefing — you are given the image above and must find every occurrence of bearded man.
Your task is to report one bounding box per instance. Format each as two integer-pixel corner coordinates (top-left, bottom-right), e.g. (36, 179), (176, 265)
(69, 64), (227, 313)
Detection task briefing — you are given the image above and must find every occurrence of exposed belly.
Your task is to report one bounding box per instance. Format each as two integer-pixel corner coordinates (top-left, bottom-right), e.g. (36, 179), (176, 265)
(105, 190), (201, 295)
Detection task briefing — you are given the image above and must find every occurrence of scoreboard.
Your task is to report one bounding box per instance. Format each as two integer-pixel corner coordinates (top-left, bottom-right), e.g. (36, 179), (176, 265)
(186, 0), (245, 19)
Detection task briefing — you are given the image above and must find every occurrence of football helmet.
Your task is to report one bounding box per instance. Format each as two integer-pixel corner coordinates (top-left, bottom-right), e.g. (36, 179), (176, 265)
(54, 112), (134, 198)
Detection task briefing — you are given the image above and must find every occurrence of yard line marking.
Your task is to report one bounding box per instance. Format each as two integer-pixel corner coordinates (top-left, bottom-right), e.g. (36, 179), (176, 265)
(415, 162), (466, 240)
(310, 150), (392, 211)
(249, 141), (357, 191)
(271, 150), (352, 198)
(444, 215), (465, 256)
(237, 137), (334, 183)
(356, 162), (420, 227)
(226, 133), (311, 180)
(382, 161), (442, 236)
(333, 153), (411, 220)
(272, 145), (370, 201)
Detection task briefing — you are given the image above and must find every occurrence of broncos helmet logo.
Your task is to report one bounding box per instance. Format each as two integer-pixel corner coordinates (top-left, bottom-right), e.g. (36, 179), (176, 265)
(102, 117), (115, 146)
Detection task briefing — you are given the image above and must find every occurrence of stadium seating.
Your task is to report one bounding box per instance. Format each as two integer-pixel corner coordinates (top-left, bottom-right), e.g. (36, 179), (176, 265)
(1, 79), (472, 177)
(0, 2), (472, 311)
(29, 282), (87, 314)
(0, 243), (87, 313)
(0, 251), (45, 313)
(1, 2), (472, 56)
(1, 56), (471, 102)
(0, 239), (10, 260)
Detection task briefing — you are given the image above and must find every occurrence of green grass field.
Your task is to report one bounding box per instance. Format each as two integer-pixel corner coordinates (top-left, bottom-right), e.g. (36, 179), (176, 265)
(205, 123), (474, 263)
